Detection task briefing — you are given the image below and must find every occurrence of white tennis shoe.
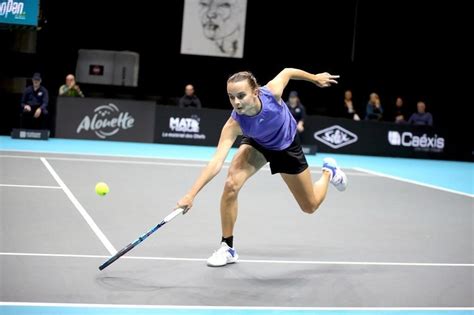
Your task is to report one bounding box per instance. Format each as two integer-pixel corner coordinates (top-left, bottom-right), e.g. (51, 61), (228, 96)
(322, 157), (348, 191)
(207, 242), (239, 267)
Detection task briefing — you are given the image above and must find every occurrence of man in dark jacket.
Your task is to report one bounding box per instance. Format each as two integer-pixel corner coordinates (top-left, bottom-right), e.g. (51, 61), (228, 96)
(20, 73), (49, 129)
(178, 84), (202, 109)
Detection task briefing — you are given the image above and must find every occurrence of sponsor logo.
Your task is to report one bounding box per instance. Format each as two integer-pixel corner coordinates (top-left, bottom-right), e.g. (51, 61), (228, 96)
(18, 130), (43, 139)
(162, 115), (206, 140)
(89, 65), (104, 76)
(76, 103), (135, 139)
(0, 0), (24, 18)
(388, 131), (401, 145)
(388, 131), (445, 152)
(314, 125), (358, 149)
(169, 116), (200, 133)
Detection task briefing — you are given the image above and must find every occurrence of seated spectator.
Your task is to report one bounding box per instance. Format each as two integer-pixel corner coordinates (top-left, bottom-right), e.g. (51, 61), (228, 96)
(408, 101), (433, 126)
(20, 72), (49, 130)
(286, 91), (306, 133)
(365, 92), (383, 121)
(178, 84), (202, 108)
(342, 89), (360, 121)
(59, 74), (84, 97)
(392, 96), (409, 124)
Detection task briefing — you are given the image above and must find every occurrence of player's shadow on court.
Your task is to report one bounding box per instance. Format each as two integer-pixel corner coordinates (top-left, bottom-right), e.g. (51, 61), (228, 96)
(231, 266), (369, 287)
(96, 276), (170, 291)
(95, 275), (199, 291)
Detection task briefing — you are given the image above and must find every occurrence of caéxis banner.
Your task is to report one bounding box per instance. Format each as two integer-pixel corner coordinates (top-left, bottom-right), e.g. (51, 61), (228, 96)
(300, 115), (470, 161)
(55, 97), (156, 143)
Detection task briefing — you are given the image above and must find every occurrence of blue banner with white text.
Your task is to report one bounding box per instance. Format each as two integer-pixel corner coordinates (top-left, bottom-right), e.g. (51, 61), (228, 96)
(0, 0), (39, 26)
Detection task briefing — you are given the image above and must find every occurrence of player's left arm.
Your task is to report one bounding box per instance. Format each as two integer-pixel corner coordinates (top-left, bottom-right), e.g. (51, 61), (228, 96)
(266, 68), (340, 102)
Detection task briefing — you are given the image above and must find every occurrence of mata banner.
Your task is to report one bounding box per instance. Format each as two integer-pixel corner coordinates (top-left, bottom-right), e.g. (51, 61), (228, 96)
(180, 0), (248, 58)
(154, 105), (231, 146)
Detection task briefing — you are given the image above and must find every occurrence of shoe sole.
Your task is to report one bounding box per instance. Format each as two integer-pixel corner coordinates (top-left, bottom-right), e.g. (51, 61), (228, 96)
(207, 256), (239, 267)
(207, 261), (237, 267)
(335, 172), (348, 191)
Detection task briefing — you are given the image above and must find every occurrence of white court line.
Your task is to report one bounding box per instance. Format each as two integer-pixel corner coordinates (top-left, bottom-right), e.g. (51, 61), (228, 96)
(40, 157), (117, 255)
(0, 184), (61, 189)
(1, 252), (472, 267)
(354, 167), (474, 198)
(0, 302), (472, 311)
(0, 148), (219, 162)
(0, 154), (372, 176)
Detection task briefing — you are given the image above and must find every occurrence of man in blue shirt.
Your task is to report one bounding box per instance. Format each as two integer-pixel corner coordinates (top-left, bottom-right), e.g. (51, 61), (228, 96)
(408, 101), (433, 126)
(20, 73), (49, 130)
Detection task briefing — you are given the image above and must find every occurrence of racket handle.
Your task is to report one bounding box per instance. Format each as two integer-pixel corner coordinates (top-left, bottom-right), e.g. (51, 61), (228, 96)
(163, 207), (186, 222)
(98, 243), (134, 271)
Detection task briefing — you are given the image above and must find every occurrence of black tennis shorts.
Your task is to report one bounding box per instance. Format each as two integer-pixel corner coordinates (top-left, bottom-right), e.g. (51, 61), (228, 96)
(240, 134), (308, 175)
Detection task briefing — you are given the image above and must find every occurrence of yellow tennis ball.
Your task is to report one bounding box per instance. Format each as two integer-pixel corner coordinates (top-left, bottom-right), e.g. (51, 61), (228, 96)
(95, 182), (109, 196)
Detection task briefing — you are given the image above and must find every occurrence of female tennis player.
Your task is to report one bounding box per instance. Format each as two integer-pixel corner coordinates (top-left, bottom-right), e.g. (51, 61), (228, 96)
(177, 68), (347, 267)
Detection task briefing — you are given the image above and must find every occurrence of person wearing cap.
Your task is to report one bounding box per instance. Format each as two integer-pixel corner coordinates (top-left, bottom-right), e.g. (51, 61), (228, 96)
(286, 90), (306, 133)
(20, 73), (50, 129)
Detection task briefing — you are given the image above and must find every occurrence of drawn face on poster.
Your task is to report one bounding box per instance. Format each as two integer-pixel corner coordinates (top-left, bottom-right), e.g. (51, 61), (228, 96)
(181, 0), (247, 58)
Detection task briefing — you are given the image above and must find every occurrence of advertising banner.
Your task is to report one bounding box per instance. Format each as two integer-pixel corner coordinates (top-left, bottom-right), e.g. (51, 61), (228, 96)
(154, 105), (231, 146)
(54, 99), (471, 161)
(0, 0), (39, 26)
(300, 116), (469, 160)
(55, 97), (156, 143)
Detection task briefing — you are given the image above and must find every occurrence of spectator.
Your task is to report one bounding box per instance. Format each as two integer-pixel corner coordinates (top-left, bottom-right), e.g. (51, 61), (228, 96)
(59, 74), (84, 97)
(408, 101), (433, 126)
(20, 73), (49, 130)
(342, 89), (360, 121)
(286, 90), (306, 133)
(178, 84), (202, 109)
(392, 96), (409, 124)
(365, 92), (383, 121)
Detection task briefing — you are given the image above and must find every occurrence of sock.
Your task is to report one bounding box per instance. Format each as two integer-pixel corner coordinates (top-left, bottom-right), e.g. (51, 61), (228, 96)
(326, 170), (334, 181)
(322, 167), (335, 181)
(221, 236), (233, 248)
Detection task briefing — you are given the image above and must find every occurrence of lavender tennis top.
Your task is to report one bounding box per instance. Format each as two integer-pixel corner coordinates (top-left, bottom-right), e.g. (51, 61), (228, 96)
(231, 86), (297, 150)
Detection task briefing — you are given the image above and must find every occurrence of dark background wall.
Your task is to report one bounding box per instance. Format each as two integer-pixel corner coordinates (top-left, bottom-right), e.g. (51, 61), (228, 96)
(0, 0), (466, 134)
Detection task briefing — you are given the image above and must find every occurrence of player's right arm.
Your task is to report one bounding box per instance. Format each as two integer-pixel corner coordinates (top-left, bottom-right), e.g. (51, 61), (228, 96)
(177, 117), (242, 210)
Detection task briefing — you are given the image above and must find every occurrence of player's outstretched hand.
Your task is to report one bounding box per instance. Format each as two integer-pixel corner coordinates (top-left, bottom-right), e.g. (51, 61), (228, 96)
(313, 72), (340, 88)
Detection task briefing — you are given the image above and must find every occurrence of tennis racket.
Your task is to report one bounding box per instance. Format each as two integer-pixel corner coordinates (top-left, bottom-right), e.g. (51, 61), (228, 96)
(98, 206), (188, 271)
